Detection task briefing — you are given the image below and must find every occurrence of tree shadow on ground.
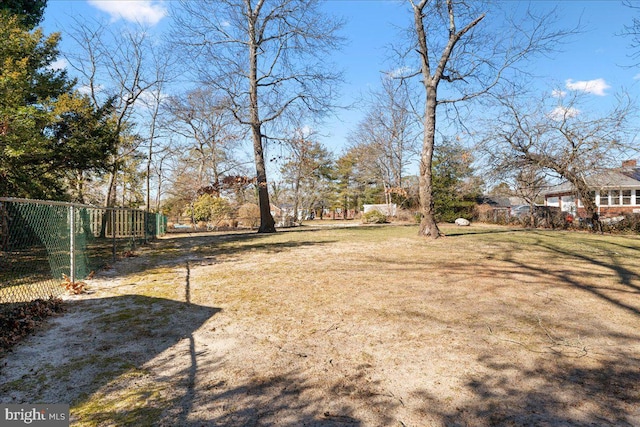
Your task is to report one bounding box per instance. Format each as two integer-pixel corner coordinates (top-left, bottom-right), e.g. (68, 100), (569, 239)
(505, 232), (640, 318)
(432, 230), (640, 319)
(1, 249), (371, 426)
(443, 226), (526, 237)
(118, 229), (339, 276)
(154, 259), (378, 426)
(156, 368), (373, 426)
(413, 232), (640, 425)
(414, 349), (640, 426)
(0, 293), (217, 419)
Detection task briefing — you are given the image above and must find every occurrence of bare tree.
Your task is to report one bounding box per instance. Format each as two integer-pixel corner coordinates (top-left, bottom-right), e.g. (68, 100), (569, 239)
(140, 49), (176, 214)
(397, 0), (573, 238)
(173, 0), (344, 233)
(348, 73), (420, 206)
(66, 19), (170, 211)
(512, 166), (548, 227)
(484, 155), (548, 225)
(163, 88), (245, 197)
(280, 129), (334, 222)
(622, 0), (640, 66)
(151, 139), (176, 212)
(484, 89), (637, 230)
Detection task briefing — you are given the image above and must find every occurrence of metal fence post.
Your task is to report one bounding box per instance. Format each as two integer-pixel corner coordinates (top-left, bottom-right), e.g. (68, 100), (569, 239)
(69, 204), (75, 284)
(111, 208), (116, 263)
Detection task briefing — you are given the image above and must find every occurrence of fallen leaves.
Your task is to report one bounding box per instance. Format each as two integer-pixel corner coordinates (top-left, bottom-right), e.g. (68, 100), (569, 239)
(0, 297), (65, 353)
(61, 274), (87, 295)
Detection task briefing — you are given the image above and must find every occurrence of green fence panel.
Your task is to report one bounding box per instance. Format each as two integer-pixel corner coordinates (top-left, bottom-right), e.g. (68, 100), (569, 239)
(0, 198), (166, 309)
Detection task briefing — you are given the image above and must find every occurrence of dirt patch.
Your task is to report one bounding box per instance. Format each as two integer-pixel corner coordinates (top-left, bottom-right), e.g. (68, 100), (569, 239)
(1, 224), (639, 426)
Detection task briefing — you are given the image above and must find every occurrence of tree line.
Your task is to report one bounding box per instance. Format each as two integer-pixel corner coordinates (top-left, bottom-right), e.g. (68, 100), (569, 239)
(1, 0), (638, 238)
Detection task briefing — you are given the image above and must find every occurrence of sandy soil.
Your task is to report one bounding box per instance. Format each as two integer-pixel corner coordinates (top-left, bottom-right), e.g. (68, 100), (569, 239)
(1, 225), (639, 426)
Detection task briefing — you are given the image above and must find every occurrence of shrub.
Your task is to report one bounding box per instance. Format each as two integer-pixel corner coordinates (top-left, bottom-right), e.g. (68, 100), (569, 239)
(237, 203), (261, 228)
(395, 209), (419, 223)
(604, 214), (640, 233)
(435, 200), (475, 223)
(474, 204), (510, 225)
(362, 210), (389, 224)
(192, 194), (233, 224)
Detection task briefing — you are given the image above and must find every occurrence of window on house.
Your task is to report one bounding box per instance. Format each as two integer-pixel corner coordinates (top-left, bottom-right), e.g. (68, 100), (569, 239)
(622, 190), (632, 205)
(611, 190), (620, 205)
(600, 191), (609, 206)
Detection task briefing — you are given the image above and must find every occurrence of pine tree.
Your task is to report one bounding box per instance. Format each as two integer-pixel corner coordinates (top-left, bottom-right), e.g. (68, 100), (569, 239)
(0, 11), (115, 199)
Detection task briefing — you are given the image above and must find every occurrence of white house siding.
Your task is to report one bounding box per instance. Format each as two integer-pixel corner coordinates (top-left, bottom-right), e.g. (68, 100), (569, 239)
(561, 195), (576, 213)
(546, 196), (560, 207)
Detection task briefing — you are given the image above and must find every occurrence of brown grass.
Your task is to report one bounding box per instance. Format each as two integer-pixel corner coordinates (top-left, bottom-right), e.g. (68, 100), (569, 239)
(1, 223), (640, 426)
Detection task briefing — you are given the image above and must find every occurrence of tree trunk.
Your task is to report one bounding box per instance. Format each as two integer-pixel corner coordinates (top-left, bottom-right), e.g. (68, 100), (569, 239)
(573, 180), (602, 233)
(253, 125), (275, 233)
(529, 209), (536, 228)
(99, 166), (118, 238)
(146, 136), (152, 213)
(76, 171), (85, 204)
(293, 177), (300, 224)
(248, 5), (275, 233)
(418, 85), (441, 239)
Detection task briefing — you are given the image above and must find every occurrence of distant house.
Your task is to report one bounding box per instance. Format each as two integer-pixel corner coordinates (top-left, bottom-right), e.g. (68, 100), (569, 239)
(543, 160), (640, 218)
(478, 196), (529, 211)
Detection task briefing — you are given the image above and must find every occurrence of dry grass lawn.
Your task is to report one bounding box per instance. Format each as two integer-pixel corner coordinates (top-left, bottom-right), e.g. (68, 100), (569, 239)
(1, 223), (640, 426)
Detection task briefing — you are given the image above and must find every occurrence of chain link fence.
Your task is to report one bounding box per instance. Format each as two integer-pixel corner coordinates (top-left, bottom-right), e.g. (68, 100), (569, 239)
(0, 198), (166, 308)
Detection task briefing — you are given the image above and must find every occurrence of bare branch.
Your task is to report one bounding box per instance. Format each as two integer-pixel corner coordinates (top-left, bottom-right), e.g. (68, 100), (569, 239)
(393, 0), (578, 238)
(171, 0), (344, 232)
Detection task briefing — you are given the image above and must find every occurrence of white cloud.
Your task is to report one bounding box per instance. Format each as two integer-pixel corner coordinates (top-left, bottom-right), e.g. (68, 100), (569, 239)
(88, 1), (167, 26)
(386, 66), (413, 79)
(77, 85), (92, 95)
(548, 105), (580, 120)
(565, 78), (610, 96)
(300, 125), (312, 136)
(77, 84), (104, 96)
(551, 89), (566, 98)
(136, 90), (169, 111)
(48, 58), (68, 71)
(634, 73), (640, 80)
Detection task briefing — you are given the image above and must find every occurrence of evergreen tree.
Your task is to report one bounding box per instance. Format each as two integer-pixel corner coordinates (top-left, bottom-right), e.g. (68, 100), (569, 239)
(1, 0), (47, 30)
(432, 140), (480, 222)
(0, 11), (115, 199)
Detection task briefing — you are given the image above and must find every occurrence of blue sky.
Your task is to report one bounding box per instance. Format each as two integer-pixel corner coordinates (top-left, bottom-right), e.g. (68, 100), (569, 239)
(41, 0), (640, 160)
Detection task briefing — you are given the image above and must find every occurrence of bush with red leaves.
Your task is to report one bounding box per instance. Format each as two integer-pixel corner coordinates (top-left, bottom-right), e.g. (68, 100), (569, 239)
(0, 297), (65, 354)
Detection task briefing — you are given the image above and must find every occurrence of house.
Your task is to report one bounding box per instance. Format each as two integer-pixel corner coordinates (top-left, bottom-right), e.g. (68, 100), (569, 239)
(478, 196), (529, 211)
(543, 160), (640, 218)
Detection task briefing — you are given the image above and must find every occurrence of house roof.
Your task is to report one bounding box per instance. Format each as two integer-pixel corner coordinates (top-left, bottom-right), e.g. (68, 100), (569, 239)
(477, 196), (511, 207)
(477, 196), (528, 207)
(589, 170), (640, 188)
(543, 168), (640, 196)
